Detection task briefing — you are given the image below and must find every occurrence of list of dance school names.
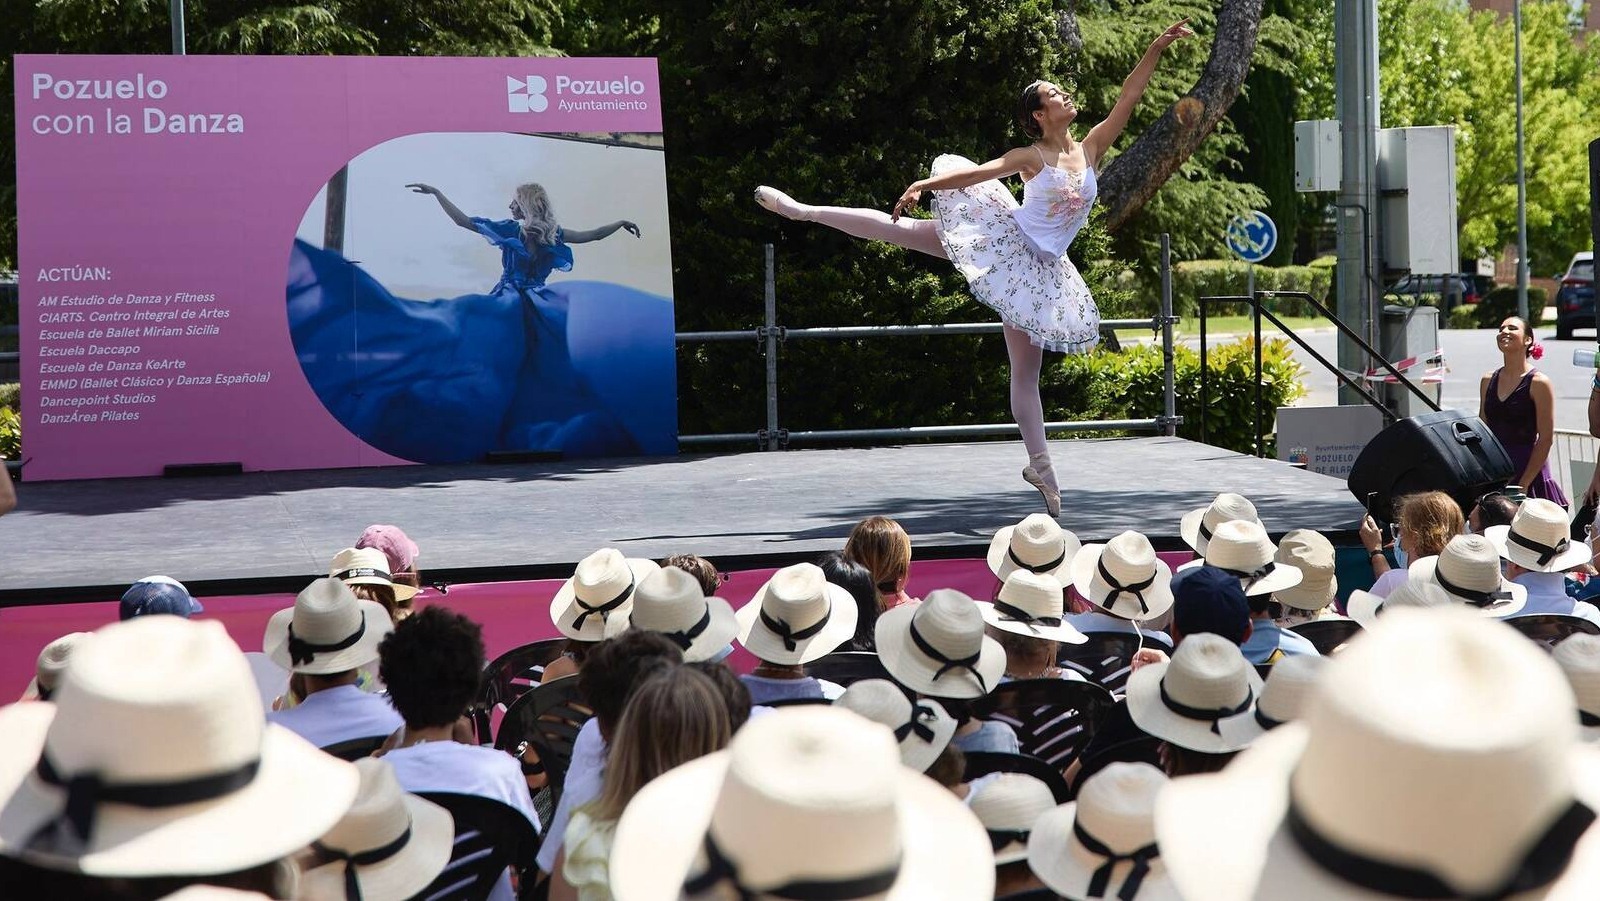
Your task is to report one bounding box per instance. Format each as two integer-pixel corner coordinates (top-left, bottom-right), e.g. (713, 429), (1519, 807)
(32, 272), (267, 425)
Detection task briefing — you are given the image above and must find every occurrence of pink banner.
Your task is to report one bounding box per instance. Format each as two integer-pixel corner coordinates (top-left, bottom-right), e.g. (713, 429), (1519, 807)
(15, 56), (675, 480)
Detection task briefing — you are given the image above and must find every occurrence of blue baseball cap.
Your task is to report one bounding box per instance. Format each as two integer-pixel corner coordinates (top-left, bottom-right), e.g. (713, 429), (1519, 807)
(119, 575), (204, 620)
(1171, 565), (1251, 646)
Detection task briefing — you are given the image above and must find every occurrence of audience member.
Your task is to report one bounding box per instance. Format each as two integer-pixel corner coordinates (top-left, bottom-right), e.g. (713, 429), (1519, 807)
(877, 589), (1014, 753)
(1360, 490), (1464, 597)
(329, 547), (412, 625)
(1347, 577), (1459, 627)
(609, 566), (738, 663)
(844, 514), (916, 610)
(816, 550), (880, 651)
(1068, 531), (1175, 646)
(554, 667), (733, 901)
(542, 548), (660, 684)
(1126, 633), (1263, 776)
(1029, 763), (1176, 901)
(0, 617), (358, 900)
(1180, 492), (1262, 557)
(658, 553), (723, 597)
(1408, 533), (1527, 618)
(978, 569), (1088, 681)
(1169, 565), (1253, 647)
(534, 632), (682, 881)
(735, 563), (856, 704)
(1553, 633), (1600, 743)
(354, 523), (424, 602)
(1157, 607), (1600, 900)
(687, 660), (754, 732)
(298, 758), (453, 901)
(836, 678), (956, 772)
(1253, 654), (1327, 730)
(1469, 490), (1521, 534)
(608, 707), (996, 900)
(119, 575), (203, 621)
(968, 774), (1057, 897)
(264, 578), (400, 749)
(23, 632), (88, 701)
(1270, 529), (1340, 627)
(377, 607), (538, 901)
(1180, 521), (1314, 665)
(1484, 498), (1600, 625)
(0, 464), (14, 517)
(987, 513), (1079, 586)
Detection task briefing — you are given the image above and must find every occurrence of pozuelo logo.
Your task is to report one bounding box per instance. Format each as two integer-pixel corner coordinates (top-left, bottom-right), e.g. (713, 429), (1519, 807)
(506, 75), (548, 113)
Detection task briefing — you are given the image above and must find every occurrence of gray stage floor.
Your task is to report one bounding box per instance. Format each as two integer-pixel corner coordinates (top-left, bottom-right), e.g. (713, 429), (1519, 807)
(0, 437), (1364, 602)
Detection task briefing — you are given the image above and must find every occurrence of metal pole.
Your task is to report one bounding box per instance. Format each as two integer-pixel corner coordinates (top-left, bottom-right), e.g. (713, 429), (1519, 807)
(1334, 0), (1381, 404)
(763, 244), (779, 452)
(1160, 234), (1177, 438)
(1253, 291), (1264, 457)
(1199, 299), (1209, 445)
(170, 0), (186, 54)
(1514, 0), (1530, 320)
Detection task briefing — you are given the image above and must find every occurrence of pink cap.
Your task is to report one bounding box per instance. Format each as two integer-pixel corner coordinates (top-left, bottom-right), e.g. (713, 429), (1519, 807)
(356, 524), (420, 573)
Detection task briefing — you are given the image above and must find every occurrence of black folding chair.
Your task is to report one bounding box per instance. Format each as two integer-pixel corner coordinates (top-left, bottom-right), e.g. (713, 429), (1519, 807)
(1070, 735), (1162, 797)
(962, 751), (1072, 804)
(495, 675), (592, 807)
(762, 696), (833, 707)
(1057, 633), (1145, 695)
(469, 638), (570, 743)
(1288, 619), (1364, 655)
(996, 889), (1062, 901)
(971, 678), (1115, 771)
(414, 792), (539, 901)
(804, 651), (895, 689)
(1503, 613), (1600, 648)
(319, 734), (388, 761)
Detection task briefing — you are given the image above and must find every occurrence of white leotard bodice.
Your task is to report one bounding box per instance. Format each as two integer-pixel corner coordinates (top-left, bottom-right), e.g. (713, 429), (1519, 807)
(1011, 148), (1098, 260)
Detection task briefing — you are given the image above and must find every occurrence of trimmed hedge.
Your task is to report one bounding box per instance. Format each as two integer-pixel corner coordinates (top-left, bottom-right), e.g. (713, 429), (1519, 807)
(1171, 260), (1333, 319)
(1473, 286), (1547, 329)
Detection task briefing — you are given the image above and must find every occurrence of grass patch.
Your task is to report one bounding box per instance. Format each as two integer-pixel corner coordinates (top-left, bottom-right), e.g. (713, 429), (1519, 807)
(1115, 314), (1327, 341)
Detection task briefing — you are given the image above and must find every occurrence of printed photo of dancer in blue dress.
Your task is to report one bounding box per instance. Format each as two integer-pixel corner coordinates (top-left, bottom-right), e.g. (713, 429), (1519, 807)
(287, 137), (677, 466)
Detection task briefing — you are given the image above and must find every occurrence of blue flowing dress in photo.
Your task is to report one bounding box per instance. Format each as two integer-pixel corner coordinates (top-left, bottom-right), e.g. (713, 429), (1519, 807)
(287, 218), (676, 465)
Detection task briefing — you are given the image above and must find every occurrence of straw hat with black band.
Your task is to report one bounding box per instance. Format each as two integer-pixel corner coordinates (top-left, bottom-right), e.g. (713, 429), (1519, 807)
(875, 589), (1006, 699)
(1485, 498), (1594, 574)
(1029, 762), (1180, 901)
(550, 548), (661, 642)
(263, 578), (393, 676)
(1180, 493), (1262, 557)
(988, 514), (1079, 583)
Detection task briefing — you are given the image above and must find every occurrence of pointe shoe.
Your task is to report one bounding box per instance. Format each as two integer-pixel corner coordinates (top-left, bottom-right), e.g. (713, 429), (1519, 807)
(754, 186), (811, 221)
(1023, 465), (1061, 518)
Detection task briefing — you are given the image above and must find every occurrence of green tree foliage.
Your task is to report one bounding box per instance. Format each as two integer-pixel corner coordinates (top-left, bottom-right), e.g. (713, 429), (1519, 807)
(1295, 0), (1600, 273)
(1226, 0), (1315, 264)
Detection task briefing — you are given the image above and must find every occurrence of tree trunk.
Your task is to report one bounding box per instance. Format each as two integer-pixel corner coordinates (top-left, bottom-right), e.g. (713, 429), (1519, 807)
(1098, 0), (1267, 231)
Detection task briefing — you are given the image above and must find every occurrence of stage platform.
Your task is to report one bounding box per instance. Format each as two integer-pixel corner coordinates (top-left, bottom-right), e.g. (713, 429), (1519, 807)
(0, 436), (1365, 605)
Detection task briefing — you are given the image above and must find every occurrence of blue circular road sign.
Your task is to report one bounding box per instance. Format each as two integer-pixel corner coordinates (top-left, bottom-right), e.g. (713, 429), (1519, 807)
(1226, 210), (1278, 263)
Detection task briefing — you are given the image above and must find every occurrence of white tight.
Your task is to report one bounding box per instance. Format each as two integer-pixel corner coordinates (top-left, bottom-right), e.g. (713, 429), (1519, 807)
(804, 206), (949, 259)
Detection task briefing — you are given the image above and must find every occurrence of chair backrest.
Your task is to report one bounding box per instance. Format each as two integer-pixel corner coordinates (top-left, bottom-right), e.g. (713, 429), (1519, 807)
(494, 675), (593, 801)
(962, 751), (1072, 804)
(971, 678), (1115, 770)
(1056, 633), (1145, 695)
(762, 696), (833, 708)
(1502, 613), (1600, 647)
(995, 889), (1063, 901)
(1070, 735), (1162, 798)
(804, 651), (896, 689)
(319, 734), (388, 762)
(1287, 619), (1364, 655)
(414, 792), (540, 901)
(470, 638), (571, 742)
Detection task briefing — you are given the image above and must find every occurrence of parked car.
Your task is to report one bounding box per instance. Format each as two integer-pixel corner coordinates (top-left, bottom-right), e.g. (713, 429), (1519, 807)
(1386, 273), (1494, 312)
(1554, 251), (1595, 340)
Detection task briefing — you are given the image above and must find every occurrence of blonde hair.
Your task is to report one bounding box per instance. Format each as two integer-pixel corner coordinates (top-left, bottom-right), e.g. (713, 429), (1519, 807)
(1396, 491), (1466, 559)
(844, 516), (912, 597)
(590, 667), (731, 821)
(514, 183), (560, 248)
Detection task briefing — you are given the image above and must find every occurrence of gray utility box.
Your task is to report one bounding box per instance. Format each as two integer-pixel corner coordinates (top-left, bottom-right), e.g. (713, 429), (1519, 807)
(1377, 126), (1459, 276)
(1380, 304), (1442, 419)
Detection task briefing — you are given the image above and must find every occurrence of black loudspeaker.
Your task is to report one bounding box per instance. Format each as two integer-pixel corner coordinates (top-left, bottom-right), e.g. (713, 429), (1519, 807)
(1347, 410), (1514, 521)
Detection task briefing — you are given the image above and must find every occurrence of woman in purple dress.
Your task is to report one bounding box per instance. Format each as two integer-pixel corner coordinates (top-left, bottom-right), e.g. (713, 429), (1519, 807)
(1480, 316), (1567, 505)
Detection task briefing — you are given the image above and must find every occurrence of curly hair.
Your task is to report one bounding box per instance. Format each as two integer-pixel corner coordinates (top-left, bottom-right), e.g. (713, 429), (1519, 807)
(1396, 491), (1466, 559)
(578, 630), (683, 737)
(378, 606), (486, 730)
(659, 553), (722, 596)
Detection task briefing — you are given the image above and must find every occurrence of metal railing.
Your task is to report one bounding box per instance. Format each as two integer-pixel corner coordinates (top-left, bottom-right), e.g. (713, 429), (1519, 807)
(1553, 428), (1597, 502)
(678, 237), (1183, 450)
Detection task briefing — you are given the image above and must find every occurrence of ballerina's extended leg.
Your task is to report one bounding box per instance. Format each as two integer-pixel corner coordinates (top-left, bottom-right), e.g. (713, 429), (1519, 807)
(1003, 324), (1059, 517)
(754, 187), (947, 259)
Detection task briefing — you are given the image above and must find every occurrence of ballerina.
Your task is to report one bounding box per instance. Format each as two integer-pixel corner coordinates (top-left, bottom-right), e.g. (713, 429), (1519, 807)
(755, 19), (1193, 516)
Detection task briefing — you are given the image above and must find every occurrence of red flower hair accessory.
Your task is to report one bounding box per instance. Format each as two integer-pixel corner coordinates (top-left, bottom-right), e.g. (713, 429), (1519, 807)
(1530, 342), (1545, 360)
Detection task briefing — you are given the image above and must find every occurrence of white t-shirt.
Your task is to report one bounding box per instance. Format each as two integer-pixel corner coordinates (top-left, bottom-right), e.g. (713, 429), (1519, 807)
(267, 684), (402, 750)
(1368, 568), (1408, 599)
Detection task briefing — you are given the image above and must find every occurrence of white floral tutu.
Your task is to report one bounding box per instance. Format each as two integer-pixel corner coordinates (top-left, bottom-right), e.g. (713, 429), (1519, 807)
(930, 154), (1101, 354)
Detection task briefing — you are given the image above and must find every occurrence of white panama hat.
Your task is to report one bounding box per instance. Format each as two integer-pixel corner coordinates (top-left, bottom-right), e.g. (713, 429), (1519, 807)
(1486, 498), (1594, 574)
(977, 569), (1088, 645)
(1254, 655), (1328, 731)
(1180, 493), (1262, 556)
(1346, 578), (1465, 629)
(27, 632), (90, 701)
(609, 707), (996, 900)
(875, 589), (1006, 699)
(969, 773), (1057, 865)
(1028, 762), (1180, 901)
(736, 563), (859, 665)
(1156, 607), (1600, 901)
(329, 546), (416, 603)
(0, 617), (359, 876)
(1554, 634), (1600, 744)
(1271, 530), (1337, 612)
(299, 758), (454, 901)
(550, 548), (660, 641)
(836, 680), (956, 773)
(1407, 534), (1527, 617)
(609, 566), (739, 663)
(1070, 531), (1175, 621)
(263, 578), (394, 676)
(987, 514), (1080, 582)
(1177, 520), (1302, 598)
(1125, 632), (1264, 754)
